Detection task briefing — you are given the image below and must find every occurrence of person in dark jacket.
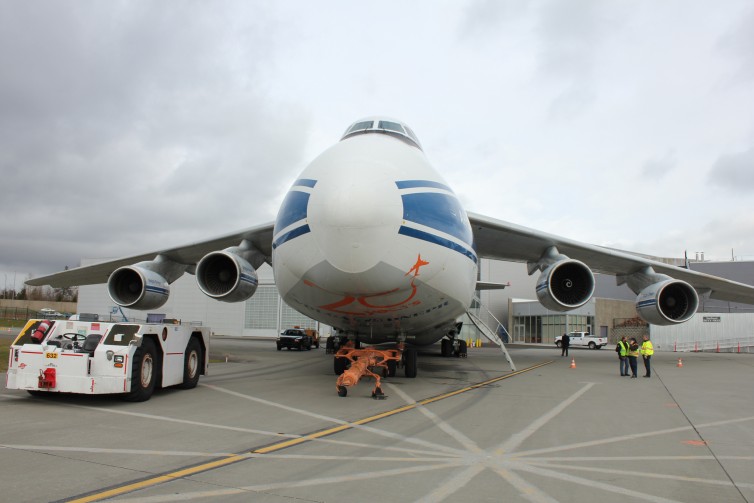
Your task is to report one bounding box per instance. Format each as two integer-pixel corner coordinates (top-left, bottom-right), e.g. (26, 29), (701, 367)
(627, 338), (640, 378)
(561, 333), (570, 357)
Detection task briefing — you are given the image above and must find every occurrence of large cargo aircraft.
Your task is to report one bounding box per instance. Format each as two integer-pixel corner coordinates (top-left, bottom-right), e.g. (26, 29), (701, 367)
(28, 117), (754, 379)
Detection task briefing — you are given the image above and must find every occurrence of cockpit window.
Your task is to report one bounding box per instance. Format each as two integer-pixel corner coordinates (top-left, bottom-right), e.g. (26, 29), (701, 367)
(341, 118), (422, 150)
(346, 121), (374, 135)
(404, 125), (419, 145)
(378, 121), (404, 134)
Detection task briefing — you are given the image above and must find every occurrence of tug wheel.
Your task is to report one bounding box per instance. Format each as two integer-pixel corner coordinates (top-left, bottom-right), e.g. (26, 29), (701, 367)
(124, 338), (157, 402)
(337, 386), (348, 397)
(177, 337), (202, 389)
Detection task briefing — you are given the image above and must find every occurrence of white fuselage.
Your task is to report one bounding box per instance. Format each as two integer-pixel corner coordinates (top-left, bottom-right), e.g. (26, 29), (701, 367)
(272, 130), (478, 345)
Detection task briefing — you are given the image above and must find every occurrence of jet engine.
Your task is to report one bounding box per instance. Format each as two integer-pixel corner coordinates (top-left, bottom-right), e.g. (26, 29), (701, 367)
(635, 279), (698, 325)
(536, 259), (595, 311)
(196, 250), (259, 302)
(108, 266), (170, 310)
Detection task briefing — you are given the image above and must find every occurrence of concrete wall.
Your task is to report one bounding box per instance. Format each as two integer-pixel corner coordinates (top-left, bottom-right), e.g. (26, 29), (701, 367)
(594, 298), (641, 343)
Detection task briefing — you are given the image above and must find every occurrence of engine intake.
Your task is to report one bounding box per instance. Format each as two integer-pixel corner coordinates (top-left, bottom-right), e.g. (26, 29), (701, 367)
(636, 279), (698, 325)
(108, 266), (170, 310)
(536, 259), (595, 311)
(196, 250), (259, 302)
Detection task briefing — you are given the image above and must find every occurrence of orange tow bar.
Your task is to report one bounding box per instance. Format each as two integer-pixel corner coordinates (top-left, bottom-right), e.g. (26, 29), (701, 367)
(335, 346), (402, 398)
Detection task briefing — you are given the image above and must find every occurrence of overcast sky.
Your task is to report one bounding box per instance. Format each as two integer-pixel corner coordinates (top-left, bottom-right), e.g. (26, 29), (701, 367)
(2, 0), (753, 291)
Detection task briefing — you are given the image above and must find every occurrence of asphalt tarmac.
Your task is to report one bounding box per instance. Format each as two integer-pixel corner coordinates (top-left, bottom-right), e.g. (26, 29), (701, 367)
(2, 338), (753, 503)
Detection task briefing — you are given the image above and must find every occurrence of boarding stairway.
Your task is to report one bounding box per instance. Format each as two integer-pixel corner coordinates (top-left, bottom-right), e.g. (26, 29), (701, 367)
(466, 294), (516, 371)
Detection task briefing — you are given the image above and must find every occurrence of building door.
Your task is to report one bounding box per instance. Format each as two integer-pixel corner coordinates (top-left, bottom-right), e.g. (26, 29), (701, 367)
(514, 324), (525, 343)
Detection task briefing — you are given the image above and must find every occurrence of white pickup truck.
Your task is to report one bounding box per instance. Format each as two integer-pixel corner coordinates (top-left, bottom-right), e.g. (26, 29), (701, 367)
(555, 331), (608, 350)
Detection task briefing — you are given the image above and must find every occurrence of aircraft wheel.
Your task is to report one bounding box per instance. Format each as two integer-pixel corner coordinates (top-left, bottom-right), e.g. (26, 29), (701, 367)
(403, 349), (417, 378)
(459, 340), (468, 358)
(334, 356), (348, 375)
(387, 359), (397, 377)
(441, 338), (450, 357)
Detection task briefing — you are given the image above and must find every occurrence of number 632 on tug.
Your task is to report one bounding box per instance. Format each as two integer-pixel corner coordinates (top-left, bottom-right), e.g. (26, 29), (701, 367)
(5, 319), (209, 402)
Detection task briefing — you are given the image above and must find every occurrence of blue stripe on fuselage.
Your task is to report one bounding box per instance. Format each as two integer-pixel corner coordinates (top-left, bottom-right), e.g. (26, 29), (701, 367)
(295, 179), (317, 188)
(276, 190), (310, 232)
(272, 225), (311, 250)
(398, 226), (477, 263)
(395, 180), (452, 192)
(401, 192), (474, 248)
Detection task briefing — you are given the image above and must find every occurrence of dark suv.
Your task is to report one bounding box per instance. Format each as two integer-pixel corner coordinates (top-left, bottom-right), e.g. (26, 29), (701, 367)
(277, 329), (313, 351)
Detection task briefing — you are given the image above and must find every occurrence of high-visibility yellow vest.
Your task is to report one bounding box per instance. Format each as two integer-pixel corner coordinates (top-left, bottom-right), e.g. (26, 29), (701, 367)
(628, 344), (639, 357)
(618, 341), (629, 357)
(641, 340), (654, 356)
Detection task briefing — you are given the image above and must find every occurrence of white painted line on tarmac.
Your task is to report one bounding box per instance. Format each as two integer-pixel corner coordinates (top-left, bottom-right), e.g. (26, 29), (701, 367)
(491, 467), (560, 503)
(113, 463), (461, 502)
(514, 415), (754, 458)
(514, 462), (684, 503)
(414, 465), (487, 503)
(203, 382), (466, 456)
(388, 382), (484, 454)
(0, 444), (450, 463)
(526, 460), (754, 489)
(495, 382), (595, 454)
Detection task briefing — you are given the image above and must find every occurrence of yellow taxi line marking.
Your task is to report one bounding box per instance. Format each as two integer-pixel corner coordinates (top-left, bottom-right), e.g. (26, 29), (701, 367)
(69, 360), (553, 502)
(69, 455), (247, 503)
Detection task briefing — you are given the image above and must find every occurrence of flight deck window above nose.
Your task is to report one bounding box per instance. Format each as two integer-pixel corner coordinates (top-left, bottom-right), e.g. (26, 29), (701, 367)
(346, 121), (374, 135)
(378, 121), (404, 134)
(341, 118), (422, 150)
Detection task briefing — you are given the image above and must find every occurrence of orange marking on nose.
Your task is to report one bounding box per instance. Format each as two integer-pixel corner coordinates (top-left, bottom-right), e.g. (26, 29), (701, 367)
(406, 254), (429, 277)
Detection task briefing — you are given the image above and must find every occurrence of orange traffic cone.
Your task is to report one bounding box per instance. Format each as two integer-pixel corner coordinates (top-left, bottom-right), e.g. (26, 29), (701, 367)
(677, 358), (683, 368)
(570, 358), (576, 369)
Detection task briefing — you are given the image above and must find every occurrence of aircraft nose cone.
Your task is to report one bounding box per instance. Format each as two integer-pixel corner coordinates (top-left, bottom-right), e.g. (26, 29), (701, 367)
(307, 171), (402, 273)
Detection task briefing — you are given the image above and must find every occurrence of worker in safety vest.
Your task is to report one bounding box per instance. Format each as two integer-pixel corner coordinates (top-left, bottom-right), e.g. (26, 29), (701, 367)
(640, 335), (654, 378)
(616, 336), (630, 377)
(627, 338), (640, 378)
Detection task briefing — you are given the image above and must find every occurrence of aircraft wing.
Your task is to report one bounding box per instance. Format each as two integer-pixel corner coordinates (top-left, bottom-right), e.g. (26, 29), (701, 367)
(468, 212), (754, 304)
(26, 222), (275, 288)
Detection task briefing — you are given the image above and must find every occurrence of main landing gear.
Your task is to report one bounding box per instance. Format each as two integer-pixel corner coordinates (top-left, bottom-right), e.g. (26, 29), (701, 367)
(332, 342), (416, 398)
(440, 337), (467, 358)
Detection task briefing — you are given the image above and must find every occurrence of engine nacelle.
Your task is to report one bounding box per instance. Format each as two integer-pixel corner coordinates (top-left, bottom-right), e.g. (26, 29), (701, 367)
(536, 259), (595, 311)
(196, 250), (259, 302)
(636, 279), (698, 325)
(108, 266), (170, 310)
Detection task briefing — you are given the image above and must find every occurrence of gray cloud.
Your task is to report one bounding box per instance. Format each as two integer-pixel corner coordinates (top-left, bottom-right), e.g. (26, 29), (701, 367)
(0, 2), (308, 277)
(708, 147), (754, 191)
(641, 150), (677, 179)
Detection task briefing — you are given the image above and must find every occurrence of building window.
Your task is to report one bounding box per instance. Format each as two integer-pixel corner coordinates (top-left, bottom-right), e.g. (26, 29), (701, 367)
(244, 286), (278, 329)
(280, 301), (317, 330)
